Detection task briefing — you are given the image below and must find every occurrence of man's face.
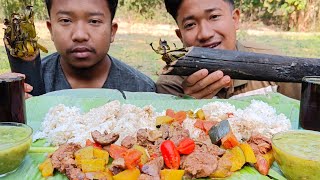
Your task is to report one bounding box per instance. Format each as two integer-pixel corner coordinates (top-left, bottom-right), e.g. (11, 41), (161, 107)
(175, 0), (240, 50)
(47, 0), (117, 69)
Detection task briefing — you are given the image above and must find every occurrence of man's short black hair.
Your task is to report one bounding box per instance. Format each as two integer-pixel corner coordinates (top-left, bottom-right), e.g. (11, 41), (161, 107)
(164, 0), (235, 20)
(45, 0), (118, 20)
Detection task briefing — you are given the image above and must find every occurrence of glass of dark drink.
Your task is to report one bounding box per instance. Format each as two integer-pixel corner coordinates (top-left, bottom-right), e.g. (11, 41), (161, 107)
(0, 74), (26, 124)
(299, 76), (320, 131)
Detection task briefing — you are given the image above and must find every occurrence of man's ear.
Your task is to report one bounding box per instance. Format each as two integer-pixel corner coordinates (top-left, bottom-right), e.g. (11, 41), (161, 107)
(232, 9), (240, 30)
(175, 29), (183, 42)
(110, 22), (118, 43)
(46, 20), (54, 41)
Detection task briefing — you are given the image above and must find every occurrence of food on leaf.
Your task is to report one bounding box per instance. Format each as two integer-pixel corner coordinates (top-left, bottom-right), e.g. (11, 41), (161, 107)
(208, 120), (231, 144)
(35, 101), (285, 179)
(156, 116), (174, 128)
(160, 140), (180, 169)
(81, 158), (106, 173)
(177, 137), (195, 155)
(124, 149), (142, 169)
(195, 109), (206, 120)
(113, 168), (140, 180)
(160, 169), (185, 180)
(210, 153), (233, 178)
(109, 144), (128, 159)
(239, 143), (257, 163)
(38, 158), (54, 177)
(229, 146), (246, 172)
(221, 131), (240, 149)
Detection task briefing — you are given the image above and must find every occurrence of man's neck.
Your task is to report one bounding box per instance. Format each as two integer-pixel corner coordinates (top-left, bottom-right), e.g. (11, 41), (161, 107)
(60, 56), (111, 89)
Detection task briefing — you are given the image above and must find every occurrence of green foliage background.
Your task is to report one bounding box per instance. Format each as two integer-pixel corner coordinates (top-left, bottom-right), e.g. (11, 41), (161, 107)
(0, 0), (319, 31)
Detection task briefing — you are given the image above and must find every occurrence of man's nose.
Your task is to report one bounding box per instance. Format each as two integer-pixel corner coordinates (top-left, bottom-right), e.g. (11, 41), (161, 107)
(71, 22), (89, 42)
(197, 21), (214, 43)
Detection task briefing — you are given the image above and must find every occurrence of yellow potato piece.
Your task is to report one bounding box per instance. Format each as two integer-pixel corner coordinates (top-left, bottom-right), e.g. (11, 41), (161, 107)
(239, 143), (257, 163)
(38, 158), (54, 177)
(195, 109), (205, 120)
(94, 148), (109, 163)
(81, 158), (106, 173)
(229, 146), (246, 172)
(156, 116), (174, 127)
(160, 169), (185, 180)
(113, 168), (140, 180)
(210, 153), (233, 178)
(75, 146), (94, 166)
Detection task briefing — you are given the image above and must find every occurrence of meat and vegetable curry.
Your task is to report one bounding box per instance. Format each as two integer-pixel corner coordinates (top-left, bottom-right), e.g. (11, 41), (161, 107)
(38, 109), (274, 179)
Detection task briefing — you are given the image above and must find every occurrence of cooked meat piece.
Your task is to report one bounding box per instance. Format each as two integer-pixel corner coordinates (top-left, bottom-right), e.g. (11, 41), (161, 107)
(181, 152), (218, 178)
(158, 123), (190, 149)
(137, 129), (152, 147)
(121, 136), (136, 149)
(141, 157), (164, 177)
(159, 124), (170, 139)
(49, 143), (81, 173)
(147, 130), (163, 142)
(109, 158), (125, 175)
(138, 174), (160, 180)
(91, 130), (119, 146)
(146, 144), (161, 157)
(213, 156), (233, 178)
(195, 133), (225, 156)
(247, 133), (272, 154)
(195, 141), (225, 156)
(65, 166), (87, 180)
(102, 145), (111, 152)
(169, 122), (190, 146)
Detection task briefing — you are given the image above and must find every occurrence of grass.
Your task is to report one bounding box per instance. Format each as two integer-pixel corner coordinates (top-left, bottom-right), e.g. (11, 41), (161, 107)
(1, 22), (320, 81)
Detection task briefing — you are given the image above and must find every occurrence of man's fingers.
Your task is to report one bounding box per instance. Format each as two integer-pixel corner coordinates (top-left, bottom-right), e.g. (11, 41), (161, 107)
(188, 75), (231, 99)
(24, 83), (33, 92)
(25, 92), (33, 99)
(183, 69), (209, 87)
(184, 70), (224, 94)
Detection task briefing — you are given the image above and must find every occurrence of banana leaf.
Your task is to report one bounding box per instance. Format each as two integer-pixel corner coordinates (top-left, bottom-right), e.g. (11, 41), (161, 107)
(2, 89), (299, 180)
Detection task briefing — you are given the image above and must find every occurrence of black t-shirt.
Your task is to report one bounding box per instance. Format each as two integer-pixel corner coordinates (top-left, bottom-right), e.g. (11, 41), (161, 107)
(41, 53), (156, 93)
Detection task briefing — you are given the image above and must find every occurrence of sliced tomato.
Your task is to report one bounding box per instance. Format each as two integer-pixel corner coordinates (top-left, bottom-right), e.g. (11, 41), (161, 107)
(194, 120), (217, 134)
(124, 149), (142, 169)
(109, 144), (128, 159)
(221, 132), (240, 149)
(85, 139), (102, 149)
(174, 111), (187, 124)
(166, 109), (175, 118)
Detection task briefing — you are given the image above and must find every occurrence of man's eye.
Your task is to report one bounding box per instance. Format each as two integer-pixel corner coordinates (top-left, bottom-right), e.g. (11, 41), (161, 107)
(59, 19), (71, 24)
(210, 15), (220, 20)
(184, 23), (195, 30)
(89, 19), (102, 24)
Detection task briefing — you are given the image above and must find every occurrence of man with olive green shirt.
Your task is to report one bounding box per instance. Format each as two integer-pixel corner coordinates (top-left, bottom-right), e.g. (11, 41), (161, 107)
(156, 0), (300, 100)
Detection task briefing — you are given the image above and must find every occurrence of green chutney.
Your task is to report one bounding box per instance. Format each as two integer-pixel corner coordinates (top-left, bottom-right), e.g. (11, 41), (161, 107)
(0, 126), (32, 175)
(272, 130), (320, 180)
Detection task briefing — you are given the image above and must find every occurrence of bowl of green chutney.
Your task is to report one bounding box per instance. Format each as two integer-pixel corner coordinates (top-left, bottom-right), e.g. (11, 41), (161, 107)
(272, 130), (320, 180)
(0, 122), (32, 177)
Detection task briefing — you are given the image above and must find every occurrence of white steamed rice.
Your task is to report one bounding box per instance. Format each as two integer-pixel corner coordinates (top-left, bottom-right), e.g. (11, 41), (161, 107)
(34, 100), (291, 146)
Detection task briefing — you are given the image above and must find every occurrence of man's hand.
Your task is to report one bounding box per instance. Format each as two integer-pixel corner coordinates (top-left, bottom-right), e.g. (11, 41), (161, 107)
(0, 72), (33, 99)
(182, 69), (231, 99)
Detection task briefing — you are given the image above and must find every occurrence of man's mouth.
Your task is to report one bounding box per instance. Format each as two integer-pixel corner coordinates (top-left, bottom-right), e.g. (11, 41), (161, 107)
(68, 46), (95, 59)
(202, 42), (221, 49)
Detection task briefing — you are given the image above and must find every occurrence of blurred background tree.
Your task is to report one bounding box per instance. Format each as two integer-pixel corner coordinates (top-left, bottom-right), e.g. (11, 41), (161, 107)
(0, 0), (319, 31)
